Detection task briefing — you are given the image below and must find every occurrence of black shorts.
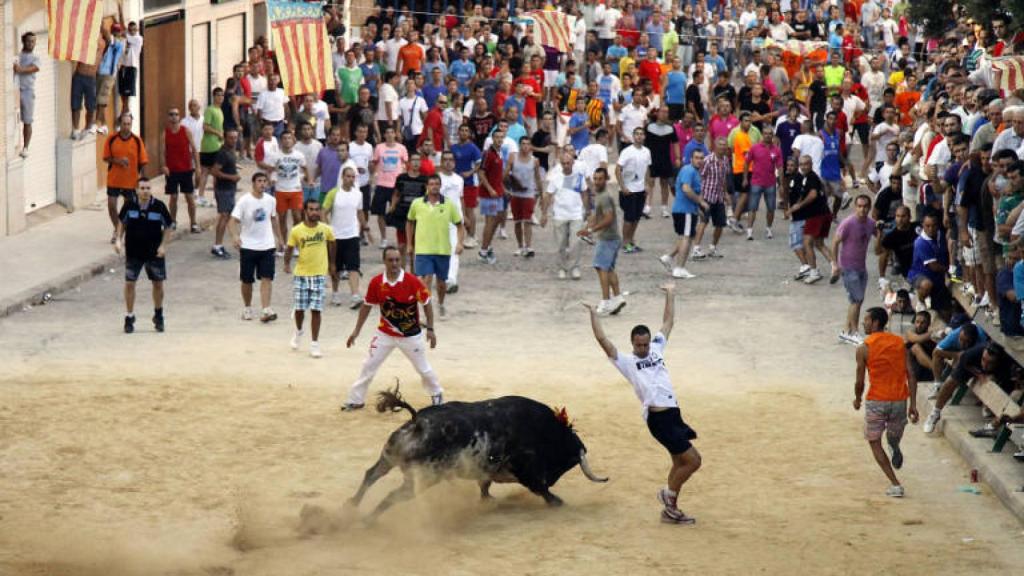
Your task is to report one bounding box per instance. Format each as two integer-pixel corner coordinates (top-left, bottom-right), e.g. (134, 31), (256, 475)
(854, 122), (870, 147)
(125, 256), (166, 282)
(646, 407), (697, 455)
(165, 171), (195, 195)
(239, 248), (276, 283)
(335, 238), (361, 273)
(651, 162), (676, 179)
(360, 185), (371, 213)
(672, 212), (698, 237)
(199, 152), (219, 168)
(619, 190), (647, 223)
(732, 172), (749, 196)
(371, 185), (393, 216)
(700, 202), (727, 227)
(117, 66), (137, 97)
(107, 186), (135, 199)
(668, 103), (685, 122)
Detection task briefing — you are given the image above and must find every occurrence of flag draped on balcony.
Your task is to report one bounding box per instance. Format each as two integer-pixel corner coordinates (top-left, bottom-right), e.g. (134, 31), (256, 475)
(529, 10), (572, 53)
(47, 0), (104, 65)
(268, 0), (333, 96)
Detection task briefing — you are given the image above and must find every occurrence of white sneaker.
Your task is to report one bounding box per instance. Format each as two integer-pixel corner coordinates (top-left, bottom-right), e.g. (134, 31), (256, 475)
(570, 267), (581, 280)
(87, 124), (98, 135)
(923, 410), (941, 434)
(349, 294), (364, 309)
(241, 307), (254, 321)
(609, 294), (626, 315)
(558, 269), (567, 280)
(661, 206), (671, 219)
(764, 228), (773, 240)
(498, 227), (508, 239)
(643, 204), (652, 217)
(925, 381), (939, 400)
(671, 267), (696, 279)
(658, 254), (673, 272)
(331, 292), (343, 306)
(70, 130), (81, 140)
(885, 485), (905, 498)
(310, 341), (322, 358)
(290, 330), (303, 351)
(96, 124), (108, 135)
(878, 277), (890, 291)
(462, 236), (478, 248)
(691, 246), (707, 260)
(595, 300), (612, 316)
(708, 247), (723, 258)
(513, 247), (523, 257)
(795, 264), (811, 280)
(804, 269), (823, 284)
(746, 229), (754, 241)
(978, 293), (991, 308)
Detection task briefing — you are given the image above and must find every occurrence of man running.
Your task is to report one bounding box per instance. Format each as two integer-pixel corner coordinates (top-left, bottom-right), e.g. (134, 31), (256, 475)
(584, 283), (701, 525)
(342, 246), (444, 411)
(854, 307), (919, 498)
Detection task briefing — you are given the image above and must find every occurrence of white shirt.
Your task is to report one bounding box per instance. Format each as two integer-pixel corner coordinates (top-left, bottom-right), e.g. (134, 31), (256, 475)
(578, 143), (609, 179)
(399, 95), (429, 135)
(439, 172), (465, 214)
(266, 149), (307, 192)
(248, 73), (267, 98)
(880, 18), (898, 47)
(792, 134), (824, 175)
(926, 139), (951, 178)
(349, 141), (374, 187)
(617, 145), (653, 193)
(545, 164), (588, 221)
(376, 83), (399, 122)
(572, 15), (587, 52)
(385, 38), (407, 71)
(871, 122), (899, 163)
(311, 100), (330, 140)
(123, 33), (143, 68)
(182, 114), (204, 154)
(329, 185), (363, 240)
(612, 331), (679, 420)
(860, 70), (886, 113)
(619, 104), (648, 144)
(255, 88), (287, 123)
(231, 193), (278, 251)
(294, 139), (323, 183)
(842, 95), (867, 131)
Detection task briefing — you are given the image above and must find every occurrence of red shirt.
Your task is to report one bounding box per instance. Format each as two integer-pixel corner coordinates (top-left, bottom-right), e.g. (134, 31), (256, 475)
(851, 84), (870, 124)
(494, 90), (510, 115)
(418, 107), (445, 150)
(164, 125), (193, 172)
(481, 146), (504, 197)
(365, 270), (431, 337)
(638, 59), (662, 94)
(514, 76), (541, 118)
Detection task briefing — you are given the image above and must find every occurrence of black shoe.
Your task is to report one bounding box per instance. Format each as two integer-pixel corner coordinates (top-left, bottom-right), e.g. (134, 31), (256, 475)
(969, 426), (999, 438)
(211, 247), (231, 259)
(890, 444), (904, 470)
(340, 402), (365, 412)
(124, 315), (135, 334)
(153, 314), (164, 333)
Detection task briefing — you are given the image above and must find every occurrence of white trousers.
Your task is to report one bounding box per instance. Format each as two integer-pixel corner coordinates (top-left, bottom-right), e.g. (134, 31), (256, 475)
(448, 223), (460, 284)
(553, 218), (584, 271)
(347, 330), (442, 405)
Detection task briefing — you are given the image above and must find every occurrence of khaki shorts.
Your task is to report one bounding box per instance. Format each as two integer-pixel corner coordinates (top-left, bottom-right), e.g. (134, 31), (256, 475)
(823, 178), (844, 199)
(96, 74), (116, 106)
(864, 400), (908, 442)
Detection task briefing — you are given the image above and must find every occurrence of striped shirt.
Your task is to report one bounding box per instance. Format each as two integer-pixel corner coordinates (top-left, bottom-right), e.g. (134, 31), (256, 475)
(699, 152), (729, 204)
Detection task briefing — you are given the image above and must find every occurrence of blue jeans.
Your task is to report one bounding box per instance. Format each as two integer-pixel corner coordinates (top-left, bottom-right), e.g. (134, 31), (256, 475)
(748, 185), (777, 213)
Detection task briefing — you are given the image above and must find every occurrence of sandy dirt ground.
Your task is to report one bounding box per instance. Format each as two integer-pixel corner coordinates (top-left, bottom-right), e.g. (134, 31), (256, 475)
(2, 196), (1024, 575)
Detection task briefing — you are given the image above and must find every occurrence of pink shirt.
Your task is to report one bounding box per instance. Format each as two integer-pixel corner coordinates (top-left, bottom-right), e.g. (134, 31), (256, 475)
(836, 215), (876, 271)
(709, 115), (739, 144)
(372, 143), (408, 188)
(672, 124), (694, 165)
(746, 142), (783, 187)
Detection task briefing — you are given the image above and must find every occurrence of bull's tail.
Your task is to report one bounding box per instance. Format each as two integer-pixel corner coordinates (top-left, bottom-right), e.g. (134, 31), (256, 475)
(376, 381), (418, 418)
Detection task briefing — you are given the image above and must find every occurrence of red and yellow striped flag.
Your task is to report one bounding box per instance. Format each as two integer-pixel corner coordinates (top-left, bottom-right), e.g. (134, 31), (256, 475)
(529, 10), (572, 54)
(992, 57), (1024, 93)
(268, 0), (333, 97)
(47, 0), (104, 65)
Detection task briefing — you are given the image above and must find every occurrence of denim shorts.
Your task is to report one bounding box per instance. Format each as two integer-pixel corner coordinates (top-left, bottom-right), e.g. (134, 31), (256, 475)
(593, 239), (621, 271)
(414, 254), (450, 279)
(479, 197), (503, 217)
(302, 183), (320, 202)
(842, 268), (868, 303)
(788, 220), (805, 250)
(748, 185), (777, 212)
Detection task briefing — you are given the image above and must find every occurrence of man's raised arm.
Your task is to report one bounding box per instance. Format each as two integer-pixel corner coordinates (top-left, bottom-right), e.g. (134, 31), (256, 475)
(660, 283), (675, 339)
(583, 303), (617, 359)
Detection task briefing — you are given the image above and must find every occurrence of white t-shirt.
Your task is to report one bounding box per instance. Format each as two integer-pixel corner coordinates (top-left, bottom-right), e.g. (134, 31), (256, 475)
(619, 104), (648, 144)
(871, 122), (899, 163)
(880, 19), (898, 47)
(182, 114), (204, 154)
(349, 141), (374, 187)
(611, 331), (679, 420)
(294, 140), (323, 183)
(545, 164), (588, 221)
(266, 149), (307, 192)
(791, 134), (824, 175)
(231, 193), (278, 251)
(399, 95), (429, 135)
(439, 172), (465, 219)
(617, 145), (653, 193)
(376, 83), (400, 122)
(329, 185), (363, 240)
(578, 143), (609, 179)
(255, 88), (287, 123)
(248, 74), (267, 98)
(123, 33), (144, 68)
(311, 100), (330, 140)
(926, 139), (951, 179)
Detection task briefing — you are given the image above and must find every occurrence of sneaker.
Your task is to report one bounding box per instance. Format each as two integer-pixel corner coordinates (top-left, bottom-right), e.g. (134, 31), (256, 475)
(211, 246), (231, 259)
(978, 293), (991, 308)
(923, 410), (941, 434)
(829, 270), (841, 284)
(513, 247), (523, 257)
(478, 250), (490, 262)
(609, 294), (626, 315)
(642, 204), (652, 218)
(349, 294), (364, 309)
(260, 308), (278, 323)
(487, 251), (497, 265)
(331, 292), (343, 306)
(290, 330), (303, 351)
(671, 267), (696, 279)
(341, 271), (350, 280)
(691, 247), (707, 260)
(498, 227), (508, 240)
(124, 315), (135, 334)
(804, 269), (823, 284)
(657, 488), (677, 509)
(446, 281), (459, 294)
(595, 300), (612, 316)
(764, 228), (773, 240)
(579, 234), (595, 246)
(153, 313), (165, 333)
(847, 332), (864, 345)
(660, 508), (697, 525)
(558, 269), (567, 280)
(570, 266), (582, 280)
(838, 331), (855, 344)
(19, 148), (28, 158)
(708, 247), (723, 259)
(70, 130), (81, 141)
(524, 248), (535, 258)
(885, 485), (905, 498)
(190, 224), (201, 234)
(87, 124), (98, 135)
(242, 307), (254, 321)
(623, 243), (641, 254)
(969, 424), (999, 438)
(462, 236), (478, 248)
(878, 277), (890, 291)
(926, 381), (940, 400)
(275, 249), (285, 258)
(95, 124), (109, 135)
(658, 254), (673, 272)
(890, 444), (904, 470)
(379, 240), (389, 249)
(310, 341), (322, 358)
(795, 264), (811, 280)
(340, 402), (365, 412)
(661, 206), (671, 219)
(431, 393), (445, 406)
(841, 192), (852, 210)
(746, 229), (754, 241)
(728, 219), (745, 234)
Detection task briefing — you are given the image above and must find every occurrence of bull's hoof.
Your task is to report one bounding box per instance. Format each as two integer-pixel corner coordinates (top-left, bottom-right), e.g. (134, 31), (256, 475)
(543, 493), (564, 507)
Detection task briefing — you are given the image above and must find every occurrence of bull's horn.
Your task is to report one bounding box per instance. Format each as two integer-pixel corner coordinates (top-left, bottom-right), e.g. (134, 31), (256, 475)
(579, 450), (609, 483)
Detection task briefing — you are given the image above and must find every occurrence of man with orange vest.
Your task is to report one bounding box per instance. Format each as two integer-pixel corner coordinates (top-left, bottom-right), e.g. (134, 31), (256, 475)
(854, 307), (919, 499)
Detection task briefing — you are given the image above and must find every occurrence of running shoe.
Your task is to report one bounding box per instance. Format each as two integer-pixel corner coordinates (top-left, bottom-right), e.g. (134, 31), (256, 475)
(290, 330), (303, 351)
(260, 308), (278, 323)
(153, 312), (165, 333)
(595, 301), (612, 316)
(478, 249), (490, 262)
(462, 236), (478, 248)
(708, 247), (724, 259)
(446, 281), (459, 294)
(746, 229), (753, 241)
(211, 246), (231, 259)
(841, 192), (852, 210)
(923, 410), (941, 434)
(190, 224), (202, 234)
(310, 341), (322, 358)
(659, 254), (673, 272)
(660, 508), (697, 525)
(804, 269), (823, 284)
(671, 267), (696, 279)
(642, 204), (652, 219)
(691, 247), (707, 261)
(570, 266), (582, 280)
(498, 227), (508, 239)
(124, 315), (135, 334)
(558, 269), (567, 280)
(795, 264), (811, 280)
(331, 292), (343, 307)
(885, 485), (905, 498)
(524, 248), (535, 258)
(661, 206), (671, 219)
(657, 488), (677, 509)
(242, 307), (254, 321)
(486, 250), (497, 265)
(340, 402), (365, 412)
(765, 228), (773, 240)
(349, 295), (364, 310)
(609, 294), (626, 315)
(829, 271), (841, 284)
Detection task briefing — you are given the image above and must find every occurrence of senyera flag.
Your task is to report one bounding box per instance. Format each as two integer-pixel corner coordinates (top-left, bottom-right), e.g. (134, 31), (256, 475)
(529, 10), (571, 53)
(47, 0), (104, 65)
(268, 0), (333, 96)
(991, 56), (1024, 93)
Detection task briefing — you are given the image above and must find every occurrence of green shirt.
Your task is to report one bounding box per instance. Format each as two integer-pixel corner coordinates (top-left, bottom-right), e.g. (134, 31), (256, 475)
(336, 66), (363, 105)
(824, 65), (845, 93)
(200, 106), (224, 154)
(592, 190), (620, 242)
(407, 196), (462, 255)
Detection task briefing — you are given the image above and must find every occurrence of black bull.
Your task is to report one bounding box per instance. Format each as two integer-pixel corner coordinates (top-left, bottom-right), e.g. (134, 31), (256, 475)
(349, 389), (608, 519)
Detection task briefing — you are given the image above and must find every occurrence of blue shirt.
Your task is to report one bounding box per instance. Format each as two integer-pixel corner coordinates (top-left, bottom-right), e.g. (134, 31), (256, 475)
(422, 60), (447, 80)
(665, 71), (687, 105)
(673, 165), (702, 214)
(100, 39), (125, 76)
(569, 112), (589, 152)
(360, 63), (380, 96)
(423, 83), (446, 109)
(820, 129), (842, 181)
(1007, 264), (1024, 335)
(451, 142), (482, 186)
(908, 232), (947, 285)
(682, 140), (708, 166)
(705, 54), (727, 75)
(606, 45), (628, 75)
(776, 120), (802, 161)
(450, 59), (476, 95)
